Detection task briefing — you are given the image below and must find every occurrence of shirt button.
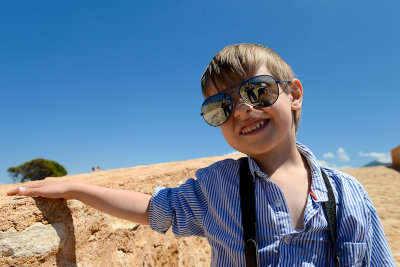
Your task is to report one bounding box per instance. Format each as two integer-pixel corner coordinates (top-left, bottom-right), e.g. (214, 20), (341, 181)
(283, 235), (291, 244)
(274, 200), (283, 208)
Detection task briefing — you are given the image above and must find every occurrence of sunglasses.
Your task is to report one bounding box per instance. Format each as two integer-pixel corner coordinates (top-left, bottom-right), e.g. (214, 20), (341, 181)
(200, 75), (290, 126)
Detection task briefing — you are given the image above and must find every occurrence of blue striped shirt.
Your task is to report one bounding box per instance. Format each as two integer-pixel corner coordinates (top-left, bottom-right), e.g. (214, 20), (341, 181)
(149, 142), (395, 266)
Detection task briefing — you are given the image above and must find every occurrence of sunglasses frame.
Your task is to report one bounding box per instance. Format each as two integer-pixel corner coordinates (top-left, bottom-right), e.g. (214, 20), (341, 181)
(200, 75), (291, 127)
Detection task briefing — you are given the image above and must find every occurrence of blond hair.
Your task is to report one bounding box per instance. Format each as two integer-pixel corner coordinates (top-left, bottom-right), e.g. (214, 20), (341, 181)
(201, 43), (301, 133)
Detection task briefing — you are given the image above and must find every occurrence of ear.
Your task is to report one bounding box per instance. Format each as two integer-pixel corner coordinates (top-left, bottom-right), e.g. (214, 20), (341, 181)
(289, 78), (303, 111)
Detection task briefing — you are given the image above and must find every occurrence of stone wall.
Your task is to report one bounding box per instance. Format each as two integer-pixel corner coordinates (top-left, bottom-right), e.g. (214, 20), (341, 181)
(2, 153), (399, 266)
(391, 145), (400, 168)
(0, 154), (242, 267)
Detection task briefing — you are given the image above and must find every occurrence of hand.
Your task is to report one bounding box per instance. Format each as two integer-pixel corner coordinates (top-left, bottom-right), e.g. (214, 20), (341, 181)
(6, 180), (74, 199)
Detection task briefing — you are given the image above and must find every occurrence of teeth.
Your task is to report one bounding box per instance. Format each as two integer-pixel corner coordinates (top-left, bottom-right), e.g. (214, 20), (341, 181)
(241, 120), (267, 134)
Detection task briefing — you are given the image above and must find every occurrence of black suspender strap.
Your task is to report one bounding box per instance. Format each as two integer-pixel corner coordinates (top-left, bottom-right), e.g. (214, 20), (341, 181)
(238, 157), (340, 267)
(320, 169), (341, 267)
(239, 157), (260, 267)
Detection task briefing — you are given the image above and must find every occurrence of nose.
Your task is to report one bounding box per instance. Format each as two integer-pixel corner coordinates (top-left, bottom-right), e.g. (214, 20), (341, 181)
(233, 101), (253, 121)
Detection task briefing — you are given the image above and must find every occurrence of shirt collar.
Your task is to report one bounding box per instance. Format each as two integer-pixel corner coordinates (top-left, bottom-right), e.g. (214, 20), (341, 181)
(246, 142), (329, 202)
(296, 142), (328, 202)
(247, 155), (264, 182)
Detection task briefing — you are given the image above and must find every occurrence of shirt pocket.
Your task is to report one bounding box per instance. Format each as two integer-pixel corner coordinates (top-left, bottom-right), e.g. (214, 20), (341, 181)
(338, 242), (367, 267)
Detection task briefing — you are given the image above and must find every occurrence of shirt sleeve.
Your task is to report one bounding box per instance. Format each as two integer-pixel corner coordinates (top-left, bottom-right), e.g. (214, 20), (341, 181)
(364, 189), (396, 266)
(149, 177), (208, 237)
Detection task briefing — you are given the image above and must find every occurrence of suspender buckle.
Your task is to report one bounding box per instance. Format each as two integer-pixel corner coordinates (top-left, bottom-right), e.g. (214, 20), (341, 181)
(244, 239), (260, 267)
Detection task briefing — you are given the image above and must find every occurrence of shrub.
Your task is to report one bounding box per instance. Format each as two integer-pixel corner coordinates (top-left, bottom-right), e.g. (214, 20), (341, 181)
(8, 158), (67, 183)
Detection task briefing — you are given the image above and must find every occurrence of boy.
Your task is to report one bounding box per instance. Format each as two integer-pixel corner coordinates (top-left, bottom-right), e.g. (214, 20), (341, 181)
(7, 43), (395, 266)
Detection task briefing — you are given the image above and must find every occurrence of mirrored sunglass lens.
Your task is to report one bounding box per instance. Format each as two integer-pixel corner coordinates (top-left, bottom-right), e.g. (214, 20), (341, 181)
(240, 76), (279, 107)
(201, 94), (233, 126)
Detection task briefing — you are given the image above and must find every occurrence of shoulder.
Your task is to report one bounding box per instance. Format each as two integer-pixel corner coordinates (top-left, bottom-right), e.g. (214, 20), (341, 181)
(195, 157), (242, 191)
(320, 165), (368, 200)
(319, 165), (373, 224)
(320, 166), (363, 187)
(196, 158), (241, 178)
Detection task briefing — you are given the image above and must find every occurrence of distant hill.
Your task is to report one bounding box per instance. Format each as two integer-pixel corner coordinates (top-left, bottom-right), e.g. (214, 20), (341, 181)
(362, 160), (391, 167)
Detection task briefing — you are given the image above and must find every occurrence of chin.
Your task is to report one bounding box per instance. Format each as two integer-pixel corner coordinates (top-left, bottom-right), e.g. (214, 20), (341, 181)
(231, 145), (270, 157)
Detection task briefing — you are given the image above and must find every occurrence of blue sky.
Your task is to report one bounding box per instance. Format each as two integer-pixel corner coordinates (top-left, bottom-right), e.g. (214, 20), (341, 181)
(1, 0), (399, 184)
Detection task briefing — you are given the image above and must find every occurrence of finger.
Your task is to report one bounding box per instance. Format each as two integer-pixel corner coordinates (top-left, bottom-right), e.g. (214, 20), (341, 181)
(19, 186), (31, 196)
(23, 181), (46, 188)
(6, 187), (20, 196)
(19, 185), (63, 199)
(6, 186), (41, 197)
(18, 186), (43, 197)
(6, 187), (30, 196)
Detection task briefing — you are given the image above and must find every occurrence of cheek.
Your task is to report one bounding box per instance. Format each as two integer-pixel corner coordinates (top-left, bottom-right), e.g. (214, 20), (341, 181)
(273, 96), (293, 120)
(220, 124), (231, 139)
(220, 124), (237, 146)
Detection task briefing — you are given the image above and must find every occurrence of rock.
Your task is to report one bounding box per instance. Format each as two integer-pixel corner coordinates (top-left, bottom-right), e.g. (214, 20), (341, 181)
(391, 145), (400, 168)
(0, 223), (66, 258)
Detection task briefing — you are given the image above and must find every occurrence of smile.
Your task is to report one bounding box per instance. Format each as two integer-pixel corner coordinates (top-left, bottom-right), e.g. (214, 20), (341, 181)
(240, 119), (269, 135)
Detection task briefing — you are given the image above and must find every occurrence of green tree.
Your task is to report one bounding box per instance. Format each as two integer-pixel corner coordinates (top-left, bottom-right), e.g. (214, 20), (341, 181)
(8, 158), (67, 183)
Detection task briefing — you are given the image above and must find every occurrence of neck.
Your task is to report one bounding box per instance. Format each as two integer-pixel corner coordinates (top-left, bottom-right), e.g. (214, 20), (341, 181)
(250, 137), (303, 177)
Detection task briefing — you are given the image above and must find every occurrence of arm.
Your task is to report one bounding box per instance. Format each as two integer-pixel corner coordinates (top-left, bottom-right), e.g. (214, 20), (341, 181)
(7, 181), (152, 225)
(150, 178), (207, 236)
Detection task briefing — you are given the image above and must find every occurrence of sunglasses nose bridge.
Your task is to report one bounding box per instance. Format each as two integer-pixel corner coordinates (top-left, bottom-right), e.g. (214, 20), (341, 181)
(226, 89), (240, 97)
(227, 89), (244, 103)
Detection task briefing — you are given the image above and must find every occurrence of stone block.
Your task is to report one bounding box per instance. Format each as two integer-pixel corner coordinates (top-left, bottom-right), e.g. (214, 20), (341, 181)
(391, 145), (400, 168)
(0, 223), (66, 258)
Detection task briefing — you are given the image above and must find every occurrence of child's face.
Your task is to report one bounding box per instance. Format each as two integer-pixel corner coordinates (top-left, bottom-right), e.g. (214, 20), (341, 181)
(218, 65), (302, 157)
